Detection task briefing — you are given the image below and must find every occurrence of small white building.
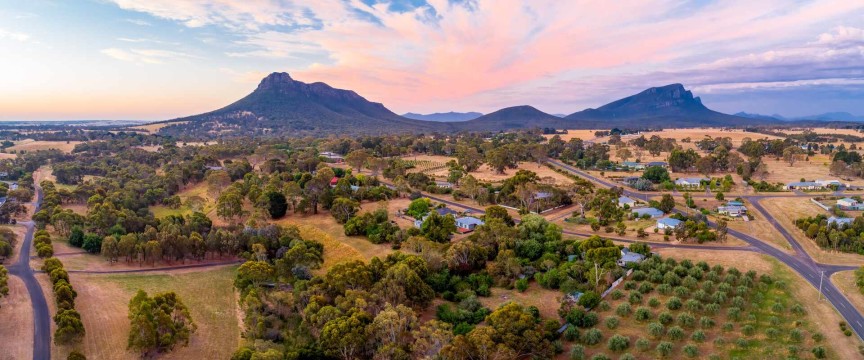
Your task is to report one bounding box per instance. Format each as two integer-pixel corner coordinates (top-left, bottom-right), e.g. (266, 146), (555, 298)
(617, 248), (646, 267)
(618, 196), (637, 208)
(656, 217), (682, 230)
(827, 216), (854, 227)
(837, 198), (860, 210)
(675, 178), (708, 188)
(717, 205), (748, 217)
(455, 216), (485, 232)
(435, 181), (453, 189)
(319, 151), (344, 163)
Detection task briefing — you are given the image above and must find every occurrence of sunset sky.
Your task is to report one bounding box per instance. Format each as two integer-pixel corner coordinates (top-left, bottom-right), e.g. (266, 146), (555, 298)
(0, 0), (862, 120)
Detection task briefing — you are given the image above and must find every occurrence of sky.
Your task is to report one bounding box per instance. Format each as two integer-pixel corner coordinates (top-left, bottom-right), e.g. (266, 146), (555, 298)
(0, 0), (862, 121)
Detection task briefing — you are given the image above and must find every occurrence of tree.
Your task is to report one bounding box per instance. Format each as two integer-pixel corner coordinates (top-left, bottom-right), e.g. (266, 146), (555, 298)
(406, 197), (432, 219)
(345, 149), (369, 172)
(235, 261), (274, 289)
(658, 194), (675, 213)
(0, 265), (8, 306)
(420, 212), (457, 243)
(216, 189), (244, 222)
(305, 166), (335, 214)
(205, 170), (232, 198)
(320, 312), (370, 360)
(668, 149), (700, 172)
(54, 308), (85, 345)
(783, 146), (803, 167)
(127, 290), (196, 356)
(485, 205), (515, 226)
(263, 191), (287, 219)
(456, 146), (484, 172)
(716, 219), (728, 242)
(754, 162), (769, 181)
(330, 197), (360, 224)
(617, 148), (633, 163)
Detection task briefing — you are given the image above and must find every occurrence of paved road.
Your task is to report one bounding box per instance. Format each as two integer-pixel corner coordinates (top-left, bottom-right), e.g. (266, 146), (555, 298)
(6, 185), (50, 360)
(547, 159), (864, 340)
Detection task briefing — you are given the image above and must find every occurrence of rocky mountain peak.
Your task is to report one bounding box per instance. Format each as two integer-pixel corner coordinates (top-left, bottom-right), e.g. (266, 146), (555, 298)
(256, 72), (295, 91)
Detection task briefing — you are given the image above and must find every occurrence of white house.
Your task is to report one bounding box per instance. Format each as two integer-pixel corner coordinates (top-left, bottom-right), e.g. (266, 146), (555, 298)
(618, 196), (637, 208)
(675, 177), (708, 188)
(784, 181), (821, 190)
(632, 207), (664, 218)
(656, 217), (682, 230)
(622, 162), (645, 170)
(319, 151), (344, 163)
(827, 216), (854, 227)
(617, 248), (646, 267)
(434, 181), (453, 189)
(816, 180), (843, 188)
(717, 205), (748, 217)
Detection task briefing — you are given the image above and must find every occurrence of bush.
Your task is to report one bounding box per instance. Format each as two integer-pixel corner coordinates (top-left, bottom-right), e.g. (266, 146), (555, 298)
(598, 301), (611, 312)
(579, 291), (601, 309)
(812, 346), (827, 359)
(691, 330), (706, 342)
(655, 341), (673, 358)
(605, 316), (619, 329)
(635, 338), (650, 352)
(590, 354), (610, 360)
(648, 322), (664, 339)
(610, 289), (624, 300)
(616, 303), (632, 317)
(666, 297), (682, 310)
(789, 328), (803, 343)
(658, 311), (673, 325)
(570, 344), (585, 360)
(628, 292), (643, 305)
(699, 316), (715, 329)
(667, 326), (684, 341)
(742, 324), (755, 336)
(607, 334), (630, 352)
(564, 326), (580, 342)
(634, 307), (652, 322)
(515, 278), (528, 292)
(584, 328), (603, 345)
(618, 353), (635, 360)
(683, 344), (698, 358)
(648, 297), (660, 307)
(722, 322), (734, 332)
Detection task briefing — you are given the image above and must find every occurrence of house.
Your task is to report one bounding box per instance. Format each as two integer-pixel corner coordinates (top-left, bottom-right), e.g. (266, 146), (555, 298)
(726, 201), (745, 206)
(675, 177), (708, 188)
(717, 205), (747, 217)
(656, 217), (682, 230)
(617, 248), (646, 267)
(784, 181), (821, 190)
(646, 161), (668, 168)
(329, 177), (340, 187)
(455, 216), (485, 232)
(204, 165), (224, 171)
(622, 162), (645, 170)
(618, 196), (637, 208)
(632, 207), (664, 218)
(533, 191), (553, 200)
(413, 218), (425, 228)
(837, 198), (864, 210)
(827, 216), (854, 227)
(434, 181), (453, 189)
(319, 151), (344, 163)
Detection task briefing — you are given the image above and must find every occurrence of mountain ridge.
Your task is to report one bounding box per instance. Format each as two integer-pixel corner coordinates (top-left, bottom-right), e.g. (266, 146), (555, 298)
(402, 111), (483, 122)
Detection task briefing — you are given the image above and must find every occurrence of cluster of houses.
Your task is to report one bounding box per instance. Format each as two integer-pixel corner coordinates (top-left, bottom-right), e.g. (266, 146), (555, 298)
(412, 206), (486, 234)
(784, 179), (844, 191)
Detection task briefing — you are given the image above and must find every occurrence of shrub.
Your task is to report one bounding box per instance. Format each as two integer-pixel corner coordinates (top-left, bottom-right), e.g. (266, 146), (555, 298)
(735, 337), (748, 349)
(766, 327), (780, 339)
(791, 303), (806, 315)
(812, 332), (824, 342)
(727, 307), (741, 321)
(704, 303), (720, 315)
(812, 346), (827, 359)
(742, 324), (755, 336)
(683, 344), (698, 358)
(647, 322), (664, 339)
(657, 284), (672, 295)
(610, 290), (624, 300)
(564, 326), (580, 341)
(618, 353), (635, 360)
(677, 313), (695, 328)
(691, 330), (706, 342)
(635, 338), (650, 352)
(607, 334), (630, 352)
(771, 302), (784, 313)
(666, 326), (684, 341)
(605, 316), (619, 329)
(658, 311), (673, 325)
(598, 301), (611, 312)
(590, 354), (610, 360)
(684, 299), (701, 311)
(584, 328), (603, 345)
(634, 307), (652, 322)
(628, 292), (643, 305)
(570, 344), (585, 360)
(638, 282), (654, 294)
(655, 342), (673, 358)
(699, 316), (715, 329)
(648, 297), (660, 308)
(616, 303), (632, 317)
(722, 323), (734, 332)
(666, 297), (682, 310)
(515, 278), (528, 292)
(789, 328), (803, 343)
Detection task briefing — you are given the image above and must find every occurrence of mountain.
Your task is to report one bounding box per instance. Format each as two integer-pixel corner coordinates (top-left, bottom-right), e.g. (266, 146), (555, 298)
(563, 84), (756, 127)
(734, 111), (864, 122)
(455, 105), (566, 131)
(160, 72), (448, 136)
(402, 111), (483, 122)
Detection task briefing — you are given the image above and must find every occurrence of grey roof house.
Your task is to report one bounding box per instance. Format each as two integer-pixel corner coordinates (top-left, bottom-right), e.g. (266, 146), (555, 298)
(632, 207), (664, 218)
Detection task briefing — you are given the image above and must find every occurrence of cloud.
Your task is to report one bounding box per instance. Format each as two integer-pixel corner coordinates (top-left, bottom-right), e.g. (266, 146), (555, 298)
(101, 48), (199, 64)
(104, 0), (864, 112)
(0, 28), (30, 42)
(124, 18), (152, 26)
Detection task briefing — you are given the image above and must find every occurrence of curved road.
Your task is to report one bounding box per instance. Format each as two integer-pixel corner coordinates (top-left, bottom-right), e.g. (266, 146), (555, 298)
(547, 159), (864, 340)
(6, 185), (49, 360)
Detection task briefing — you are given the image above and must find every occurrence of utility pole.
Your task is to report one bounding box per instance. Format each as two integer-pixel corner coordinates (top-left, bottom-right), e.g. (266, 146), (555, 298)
(818, 270), (824, 301)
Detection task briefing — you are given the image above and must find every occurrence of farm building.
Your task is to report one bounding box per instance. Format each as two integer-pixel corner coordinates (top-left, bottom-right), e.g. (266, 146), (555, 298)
(622, 161), (645, 170)
(434, 181), (454, 188)
(837, 198), (864, 210)
(656, 217), (682, 230)
(827, 216), (854, 227)
(646, 161), (668, 168)
(632, 207), (664, 218)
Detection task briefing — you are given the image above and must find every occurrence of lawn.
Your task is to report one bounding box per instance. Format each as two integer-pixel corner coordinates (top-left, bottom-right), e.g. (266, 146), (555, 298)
(569, 251), (845, 359)
(67, 266), (240, 360)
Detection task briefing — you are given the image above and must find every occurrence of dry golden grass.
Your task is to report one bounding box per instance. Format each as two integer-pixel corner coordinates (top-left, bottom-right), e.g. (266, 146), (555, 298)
(727, 217), (792, 252)
(63, 204), (88, 216)
(542, 129), (605, 142)
(33, 165), (56, 184)
(759, 197), (864, 265)
(831, 270), (864, 324)
(7, 139), (82, 154)
(0, 152), (17, 160)
(67, 266), (240, 360)
(478, 283), (563, 320)
(758, 154), (851, 185)
(129, 121), (189, 133)
(0, 276), (34, 360)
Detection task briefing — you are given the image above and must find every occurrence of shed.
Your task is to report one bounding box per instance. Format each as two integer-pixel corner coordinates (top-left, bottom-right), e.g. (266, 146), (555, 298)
(656, 217), (682, 230)
(632, 207), (664, 218)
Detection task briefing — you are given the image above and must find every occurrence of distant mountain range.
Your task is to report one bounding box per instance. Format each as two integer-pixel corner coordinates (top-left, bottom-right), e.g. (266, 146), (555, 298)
(156, 72), (859, 137)
(402, 111), (483, 122)
(735, 111), (864, 122)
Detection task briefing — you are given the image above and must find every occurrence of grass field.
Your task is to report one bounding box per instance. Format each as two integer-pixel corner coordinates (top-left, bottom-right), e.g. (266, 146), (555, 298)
(759, 197), (864, 265)
(7, 139), (82, 154)
(150, 181), (214, 219)
(831, 270), (864, 326)
(0, 276), (34, 360)
(129, 121), (189, 133)
(67, 266), (239, 360)
(542, 130), (605, 142)
(478, 283), (564, 320)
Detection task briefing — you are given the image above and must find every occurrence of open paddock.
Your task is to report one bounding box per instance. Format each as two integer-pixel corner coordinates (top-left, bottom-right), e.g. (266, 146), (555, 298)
(7, 140), (82, 154)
